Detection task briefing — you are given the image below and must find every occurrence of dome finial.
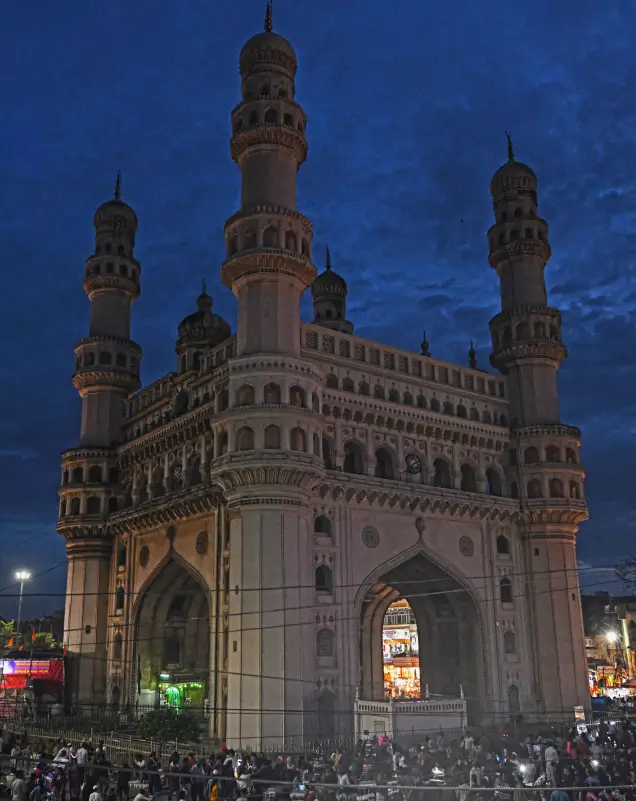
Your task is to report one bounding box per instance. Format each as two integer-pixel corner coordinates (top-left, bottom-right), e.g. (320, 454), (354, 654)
(264, 0), (273, 32)
(325, 245), (332, 271)
(505, 131), (514, 162)
(201, 278), (207, 295)
(114, 170), (121, 200)
(421, 331), (430, 357)
(469, 340), (477, 370)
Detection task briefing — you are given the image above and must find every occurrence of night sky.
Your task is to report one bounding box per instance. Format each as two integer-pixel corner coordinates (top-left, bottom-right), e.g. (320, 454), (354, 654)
(0, 0), (632, 619)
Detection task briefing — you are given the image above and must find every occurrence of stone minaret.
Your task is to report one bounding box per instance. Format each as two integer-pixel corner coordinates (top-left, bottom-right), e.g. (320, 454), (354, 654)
(488, 136), (590, 714)
(222, 3), (315, 356)
(57, 176), (141, 709)
(215, 7), (324, 748)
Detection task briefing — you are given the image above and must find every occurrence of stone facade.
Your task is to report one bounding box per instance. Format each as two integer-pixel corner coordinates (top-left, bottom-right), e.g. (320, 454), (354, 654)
(57, 13), (590, 748)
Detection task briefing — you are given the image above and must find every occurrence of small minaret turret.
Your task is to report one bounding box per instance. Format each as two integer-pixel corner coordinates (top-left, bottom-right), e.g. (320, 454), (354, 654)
(222, 6), (315, 356)
(487, 136), (589, 717)
(311, 247), (353, 334)
(73, 175), (142, 446)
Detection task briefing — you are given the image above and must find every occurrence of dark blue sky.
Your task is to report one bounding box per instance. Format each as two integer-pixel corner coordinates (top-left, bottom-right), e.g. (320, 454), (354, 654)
(0, 0), (632, 618)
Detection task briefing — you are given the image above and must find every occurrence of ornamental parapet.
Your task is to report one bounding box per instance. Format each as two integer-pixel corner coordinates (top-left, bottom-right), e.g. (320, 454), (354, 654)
(56, 516), (111, 541)
(224, 204), (313, 233)
(514, 423), (581, 441)
(488, 239), (551, 270)
(230, 124), (307, 165)
(75, 335), (142, 356)
(72, 367), (141, 395)
(221, 248), (316, 289)
(239, 46), (297, 78)
(61, 447), (116, 464)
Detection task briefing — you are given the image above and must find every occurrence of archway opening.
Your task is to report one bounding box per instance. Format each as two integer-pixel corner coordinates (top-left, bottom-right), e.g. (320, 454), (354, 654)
(360, 551), (485, 722)
(382, 599), (420, 699)
(135, 559), (210, 717)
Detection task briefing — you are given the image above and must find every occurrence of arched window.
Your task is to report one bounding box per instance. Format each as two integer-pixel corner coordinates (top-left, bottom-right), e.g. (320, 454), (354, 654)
(374, 385), (385, 399)
(417, 395), (426, 409)
(264, 382), (281, 404)
(326, 374), (338, 389)
(218, 390), (229, 411)
(290, 427), (306, 452)
(192, 352), (201, 371)
(359, 381), (370, 396)
(503, 630), (516, 655)
(283, 112), (293, 127)
(249, 110), (258, 126)
(62, 470), (70, 485)
(569, 481), (581, 500)
(312, 392), (320, 412)
(403, 392), (414, 405)
(546, 445), (561, 462)
(510, 481), (519, 499)
(524, 447), (539, 464)
(59, 499), (66, 517)
(236, 426), (254, 451)
(527, 479), (542, 498)
(343, 441), (365, 475)
(244, 229), (257, 248)
(430, 398), (440, 412)
(263, 225), (278, 247)
(88, 465), (102, 483)
(70, 497), (81, 515)
(115, 353), (126, 368)
(264, 108), (278, 124)
(496, 534), (510, 555)
(264, 424), (281, 449)
(113, 633), (123, 660)
(388, 388), (400, 402)
(316, 629), (334, 658)
(84, 352), (95, 366)
(460, 464), (478, 493)
(499, 414), (508, 427)
(534, 321), (546, 337)
(108, 496), (119, 513)
(115, 586), (125, 612)
(375, 448), (394, 480)
(433, 458), (452, 489)
(236, 384), (255, 406)
(99, 351), (112, 365)
(482, 409), (492, 424)
(314, 515), (332, 536)
(288, 385), (306, 407)
(180, 354), (187, 374)
(515, 322), (529, 340)
(499, 577), (513, 604)
(549, 478), (564, 498)
(163, 634), (181, 665)
(443, 401), (454, 415)
(486, 468), (502, 496)
(469, 407), (479, 421)
(565, 447), (577, 464)
(508, 684), (520, 716)
(284, 230), (297, 251)
(457, 404), (467, 419)
(322, 436), (334, 469)
(342, 377), (354, 392)
(86, 496), (101, 515)
(315, 565), (333, 594)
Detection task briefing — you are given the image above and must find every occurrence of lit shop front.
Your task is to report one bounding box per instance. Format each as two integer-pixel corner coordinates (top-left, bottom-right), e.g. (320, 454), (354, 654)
(0, 658), (65, 716)
(382, 626), (421, 699)
(157, 672), (205, 710)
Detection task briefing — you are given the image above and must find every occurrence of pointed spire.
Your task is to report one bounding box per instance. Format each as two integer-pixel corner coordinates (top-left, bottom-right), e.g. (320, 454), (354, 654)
(505, 131), (514, 162)
(264, 0), (273, 32)
(201, 278), (207, 296)
(325, 245), (332, 271)
(420, 331), (430, 357)
(114, 170), (121, 200)
(469, 340), (477, 370)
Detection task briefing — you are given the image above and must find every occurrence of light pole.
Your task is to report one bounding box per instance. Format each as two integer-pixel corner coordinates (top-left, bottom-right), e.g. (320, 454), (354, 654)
(15, 571), (31, 644)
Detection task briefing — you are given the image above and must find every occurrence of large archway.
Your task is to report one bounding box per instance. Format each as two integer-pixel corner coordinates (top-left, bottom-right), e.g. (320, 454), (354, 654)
(134, 558), (211, 716)
(359, 551), (486, 722)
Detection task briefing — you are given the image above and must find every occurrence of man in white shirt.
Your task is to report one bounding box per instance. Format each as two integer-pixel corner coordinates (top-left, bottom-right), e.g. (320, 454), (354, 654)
(89, 786), (103, 801)
(544, 744), (558, 785)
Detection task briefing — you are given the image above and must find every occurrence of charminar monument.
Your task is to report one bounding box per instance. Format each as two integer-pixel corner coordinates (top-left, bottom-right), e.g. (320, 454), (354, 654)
(57, 4), (590, 747)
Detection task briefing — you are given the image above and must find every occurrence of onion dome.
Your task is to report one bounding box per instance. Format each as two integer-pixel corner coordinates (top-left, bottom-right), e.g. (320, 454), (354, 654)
(239, 2), (297, 76)
(177, 283), (231, 349)
(311, 246), (347, 300)
(490, 133), (537, 199)
(93, 171), (138, 231)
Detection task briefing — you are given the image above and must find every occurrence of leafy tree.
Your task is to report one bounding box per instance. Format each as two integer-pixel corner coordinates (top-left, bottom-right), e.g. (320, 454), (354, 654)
(0, 620), (15, 650)
(31, 632), (56, 649)
(137, 708), (200, 742)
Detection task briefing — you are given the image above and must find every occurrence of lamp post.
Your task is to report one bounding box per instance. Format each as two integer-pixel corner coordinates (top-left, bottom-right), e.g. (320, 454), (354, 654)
(15, 570), (31, 643)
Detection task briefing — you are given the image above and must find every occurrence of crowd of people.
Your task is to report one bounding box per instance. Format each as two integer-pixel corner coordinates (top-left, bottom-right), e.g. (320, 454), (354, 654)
(0, 719), (636, 801)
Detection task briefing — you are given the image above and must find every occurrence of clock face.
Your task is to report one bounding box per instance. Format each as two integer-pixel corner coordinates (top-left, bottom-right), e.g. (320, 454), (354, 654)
(406, 454), (422, 475)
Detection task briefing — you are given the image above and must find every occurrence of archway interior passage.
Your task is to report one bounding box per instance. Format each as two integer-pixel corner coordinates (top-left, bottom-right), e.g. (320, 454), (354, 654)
(383, 598), (420, 699)
(360, 552), (485, 722)
(135, 559), (211, 715)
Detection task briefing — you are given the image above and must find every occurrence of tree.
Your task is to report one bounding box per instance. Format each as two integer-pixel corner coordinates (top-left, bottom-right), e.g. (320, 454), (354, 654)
(0, 620), (15, 650)
(137, 708), (200, 742)
(31, 632), (57, 649)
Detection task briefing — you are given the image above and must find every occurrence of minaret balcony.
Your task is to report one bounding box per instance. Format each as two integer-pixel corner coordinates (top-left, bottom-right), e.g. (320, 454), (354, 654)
(490, 339), (567, 372)
(230, 124), (307, 165)
(84, 272), (140, 300)
(488, 238), (551, 271)
(520, 496), (589, 529)
(221, 247), (316, 289)
(72, 366), (141, 395)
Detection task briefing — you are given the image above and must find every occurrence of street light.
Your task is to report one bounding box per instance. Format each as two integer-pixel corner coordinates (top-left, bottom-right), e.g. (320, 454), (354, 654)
(606, 630), (619, 644)
(14, 570), (31, 643)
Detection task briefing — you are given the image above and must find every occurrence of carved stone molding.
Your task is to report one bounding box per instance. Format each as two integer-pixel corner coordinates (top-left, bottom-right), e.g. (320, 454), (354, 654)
(108, 485), (221, 536)
(230, 125), (307, 165)
(73, 368), (140, 395)
(221, 249), (316, 289)
(239, 47), (297, 78)
(224, 204), (313, 234)
(210, 452), (323, 492)
(83, 273), (139, 299)
(491, 340), (567, 371)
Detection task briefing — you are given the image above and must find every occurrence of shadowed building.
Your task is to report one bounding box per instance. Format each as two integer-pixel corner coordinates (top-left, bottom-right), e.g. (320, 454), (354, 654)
(57, 5), (590, 747)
